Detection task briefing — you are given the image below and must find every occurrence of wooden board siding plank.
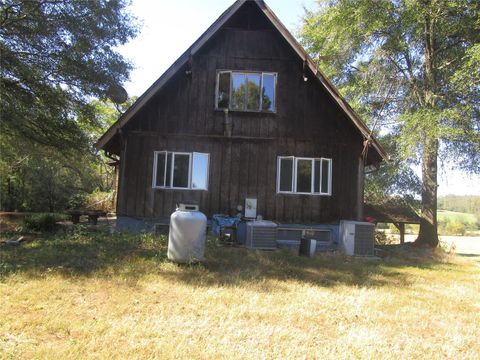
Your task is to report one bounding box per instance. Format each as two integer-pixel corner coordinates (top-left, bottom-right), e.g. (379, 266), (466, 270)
(247, 142), (258, 209)
(207, 141), (220, 216)
(143, 136), (155, 218)
(134, 136), (148, 218)
(274, 139), (285, 222)
(264, 138), (276, 220)
(219, 140), (232, 214)
(237, 141), (249, 214)
(334, 142), (344, 221)
(125, 134), (139, 217)
(256, 141), (268, 219)
(205, 57), (218, 135)
(229, 139), (241, 215)
(116, 135), (128, 216)
(192, 56), (207, 135)
(152, 136), (165, 219)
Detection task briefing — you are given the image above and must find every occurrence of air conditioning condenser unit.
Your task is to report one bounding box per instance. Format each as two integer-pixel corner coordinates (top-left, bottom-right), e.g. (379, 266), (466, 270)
(339, 221), (375, 256)
(246, 220), (277, 250)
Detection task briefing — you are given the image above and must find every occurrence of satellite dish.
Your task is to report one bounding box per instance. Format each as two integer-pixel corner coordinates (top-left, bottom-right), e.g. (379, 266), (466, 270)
(108, 84), (128, 104)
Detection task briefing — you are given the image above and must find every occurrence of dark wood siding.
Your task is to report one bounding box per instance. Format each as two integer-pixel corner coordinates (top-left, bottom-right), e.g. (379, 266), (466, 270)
(117, 3), (364, 223)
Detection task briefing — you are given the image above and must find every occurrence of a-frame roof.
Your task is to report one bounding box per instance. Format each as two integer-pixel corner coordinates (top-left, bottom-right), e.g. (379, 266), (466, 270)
(96, 0), (389, 163)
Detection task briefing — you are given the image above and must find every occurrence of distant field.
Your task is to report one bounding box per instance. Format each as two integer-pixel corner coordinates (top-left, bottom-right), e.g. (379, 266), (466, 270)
(438, 210), (478, 224)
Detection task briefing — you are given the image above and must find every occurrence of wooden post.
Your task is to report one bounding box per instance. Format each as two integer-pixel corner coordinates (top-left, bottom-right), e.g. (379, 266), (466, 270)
(399, 223), (405, 244)
(112, 163), (119, 211)
(117, 131), (127, 216)
(394, 223), (406, 244)
(356, 156), (365, 221)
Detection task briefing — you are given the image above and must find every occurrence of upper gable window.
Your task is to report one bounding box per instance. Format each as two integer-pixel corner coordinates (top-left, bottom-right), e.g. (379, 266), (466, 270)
(216, 71), (277, 113)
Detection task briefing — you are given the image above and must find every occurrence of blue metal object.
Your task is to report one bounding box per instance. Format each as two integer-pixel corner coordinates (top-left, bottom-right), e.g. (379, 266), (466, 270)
(211, 214), (241, 236)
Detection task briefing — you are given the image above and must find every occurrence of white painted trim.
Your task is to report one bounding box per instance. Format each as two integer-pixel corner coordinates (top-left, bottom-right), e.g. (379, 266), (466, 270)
(152, 151), (158, 189)
(214, 70), (278, 113)
(170, 153), (175, 188)
(152, 151), (167, 188)
(277, 156), (295, 193)
(263, 72), (277, 112)
(171, 152), (191, 189)
(164, 152), (169, 187)
(192, 152), (210, 191)
(152, 151), (209, 191)
(188, 153), (193, 189)
(294, 157), (314, 194)
(319, 158), (333, 196)
(276, 155), (333, 196)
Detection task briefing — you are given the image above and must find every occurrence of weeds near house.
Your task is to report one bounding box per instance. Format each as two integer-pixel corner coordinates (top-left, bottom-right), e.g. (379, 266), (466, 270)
(22, 213), (64, 233)
(1, 230), (479, 359)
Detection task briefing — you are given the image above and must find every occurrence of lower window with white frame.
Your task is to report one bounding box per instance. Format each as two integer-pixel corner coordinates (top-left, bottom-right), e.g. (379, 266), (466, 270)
(153, 151), (209, 190)
(277, 156), (332, 195)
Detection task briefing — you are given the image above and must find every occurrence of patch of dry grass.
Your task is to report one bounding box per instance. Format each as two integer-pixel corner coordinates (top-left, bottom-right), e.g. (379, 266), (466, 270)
(1, 229), (479, 359)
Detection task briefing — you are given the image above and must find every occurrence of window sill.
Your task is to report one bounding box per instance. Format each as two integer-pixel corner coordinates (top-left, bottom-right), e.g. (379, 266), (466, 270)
(153, 187), (208, 192)
(276, 192), (332, 197)
(215, 108), (276, 115)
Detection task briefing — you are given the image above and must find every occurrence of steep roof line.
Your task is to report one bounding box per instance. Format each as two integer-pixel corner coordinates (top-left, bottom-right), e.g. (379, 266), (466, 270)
(95, 0), (247, 150)
(96, 0), (389, 162)
(256, 0), (388, 161)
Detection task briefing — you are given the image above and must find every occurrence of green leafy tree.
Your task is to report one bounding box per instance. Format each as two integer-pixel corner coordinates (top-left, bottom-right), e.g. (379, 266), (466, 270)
(0, 0), (138, 150)
(364, 134), (421, 203)
(0, 1), (138, 213)
(301, 0), (480, 247)
(0, 98), (135, 212)
(0, 134), (99, 212)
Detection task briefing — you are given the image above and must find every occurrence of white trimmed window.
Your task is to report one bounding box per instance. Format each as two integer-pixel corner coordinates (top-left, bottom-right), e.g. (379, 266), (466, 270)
(277, 156), (332, 195)
(216, 71), (277, 112)
(153, 151), (209, 190)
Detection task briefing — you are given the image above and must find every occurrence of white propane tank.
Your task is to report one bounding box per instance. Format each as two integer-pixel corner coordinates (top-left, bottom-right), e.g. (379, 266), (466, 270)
(168, 203), (207, 263)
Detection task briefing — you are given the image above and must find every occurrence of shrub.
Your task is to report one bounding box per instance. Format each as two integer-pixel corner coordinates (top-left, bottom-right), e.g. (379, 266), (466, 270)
(23, 213), (58, 232)
(375, 231), (397, 245)
(444, 221), (466, 236)
(85, 190), (115, 213)
(68, 193), (87, 210)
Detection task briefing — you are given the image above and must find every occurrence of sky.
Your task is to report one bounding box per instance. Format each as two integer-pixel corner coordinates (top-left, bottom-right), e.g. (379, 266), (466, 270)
(117, 0), (480, 197)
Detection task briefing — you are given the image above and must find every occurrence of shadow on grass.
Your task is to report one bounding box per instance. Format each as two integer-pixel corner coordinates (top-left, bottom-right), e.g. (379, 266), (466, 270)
(160, 244), (455, 290)
(0, 228), (167, 280)
(0, 229), (454, 289)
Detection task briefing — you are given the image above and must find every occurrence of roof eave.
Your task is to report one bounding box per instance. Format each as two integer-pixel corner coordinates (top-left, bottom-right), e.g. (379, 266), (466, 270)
(256, 0), (388, 162)
(95, 0), (248, 151)
(96, 0), (389, 164)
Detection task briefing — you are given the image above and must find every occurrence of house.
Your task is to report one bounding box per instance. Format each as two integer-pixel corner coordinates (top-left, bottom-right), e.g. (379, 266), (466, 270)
(96, 0), (388, 235)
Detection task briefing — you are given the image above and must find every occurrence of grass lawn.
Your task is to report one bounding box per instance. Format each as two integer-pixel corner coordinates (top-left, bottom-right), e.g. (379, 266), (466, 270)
(1, 228), (480, 359)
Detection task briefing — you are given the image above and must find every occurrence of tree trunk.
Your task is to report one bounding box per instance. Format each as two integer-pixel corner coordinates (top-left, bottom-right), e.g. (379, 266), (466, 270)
(415, 6), (440, 247)
(415, 138), (439, 247)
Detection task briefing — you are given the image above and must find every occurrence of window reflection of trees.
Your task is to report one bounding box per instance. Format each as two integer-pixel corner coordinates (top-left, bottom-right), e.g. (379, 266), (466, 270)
(220, 72), (275, 112)
(297, 160), (312, 193)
